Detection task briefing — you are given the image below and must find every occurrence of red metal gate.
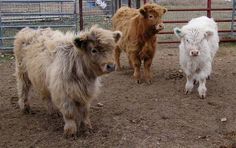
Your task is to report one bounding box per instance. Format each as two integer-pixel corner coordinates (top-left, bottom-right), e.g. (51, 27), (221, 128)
(79, 0), (236, 44)
(157, 0), (236, 43)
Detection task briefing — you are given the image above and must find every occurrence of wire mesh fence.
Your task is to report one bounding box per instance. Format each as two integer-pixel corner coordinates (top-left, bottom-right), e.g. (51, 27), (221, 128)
(0, 0), (77, 51)
(82, 0), (113, 29)
(82, 0), (138, 30)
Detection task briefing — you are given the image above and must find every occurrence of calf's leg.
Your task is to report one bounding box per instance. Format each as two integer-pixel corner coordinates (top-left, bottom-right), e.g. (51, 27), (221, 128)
(185, 75), (194, 94)
(53, 98), (79, 137)
(128, 57), (133, 69)
(197, 63), (211, 98)
(198, 78), (207, 99)
(142, 38), (156, 84)
(79, 103), (92, 131)
(45, 97), (60, 116)
(144, 57), (153, 84)
(115, 46), (122, 71)
(129, 52), (141, 84)
(16, 69), (31, 113)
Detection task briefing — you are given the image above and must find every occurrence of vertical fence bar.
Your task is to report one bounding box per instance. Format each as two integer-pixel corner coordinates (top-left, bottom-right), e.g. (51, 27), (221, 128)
(0, 7), (3, 50)
(136, 0), (140, 8)
(207, 0), (212, 18)
(79, 0), (83, 30)
(61, 1), (63, 13)
(232, 0), (236, 35)
(60, 1), (63, 19)
(118, 0), (121, 8)
(114, 0), (117, 11)
(115, 0), (118, 12)
(38, 3), (40, 14)
(111, 0), (115, 15)
(128, 0), (131, 7)
(74, 0), (78, 33)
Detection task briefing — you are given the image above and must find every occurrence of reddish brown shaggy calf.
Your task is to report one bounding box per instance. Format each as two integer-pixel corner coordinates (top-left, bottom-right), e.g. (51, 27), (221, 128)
(112, 3), (167, 84)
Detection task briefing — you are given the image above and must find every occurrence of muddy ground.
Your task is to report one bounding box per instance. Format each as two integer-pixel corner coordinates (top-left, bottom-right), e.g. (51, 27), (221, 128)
(0, 44), (236, 148)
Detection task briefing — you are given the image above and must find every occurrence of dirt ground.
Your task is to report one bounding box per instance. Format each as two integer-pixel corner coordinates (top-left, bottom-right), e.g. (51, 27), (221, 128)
(0, 44), (236, 148)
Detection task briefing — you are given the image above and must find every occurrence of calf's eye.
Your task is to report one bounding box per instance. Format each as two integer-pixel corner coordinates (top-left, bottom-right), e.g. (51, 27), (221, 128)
(149, 15), (153, 19)
(91, 48), (98, 54)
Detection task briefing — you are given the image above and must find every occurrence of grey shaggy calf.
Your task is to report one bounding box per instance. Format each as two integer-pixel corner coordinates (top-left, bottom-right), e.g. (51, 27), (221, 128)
(14, 26), (121, 137)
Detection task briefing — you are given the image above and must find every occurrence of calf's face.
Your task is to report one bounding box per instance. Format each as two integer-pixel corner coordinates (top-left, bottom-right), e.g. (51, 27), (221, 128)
(174, 27), (214, 57)
(139, 3), (167, 32)
(73, 26), (122, 75)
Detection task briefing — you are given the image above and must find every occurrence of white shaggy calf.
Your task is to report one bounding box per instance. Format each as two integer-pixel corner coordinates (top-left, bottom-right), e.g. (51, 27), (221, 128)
(174, 16), (219, 99)
(14, 26), (121, 137)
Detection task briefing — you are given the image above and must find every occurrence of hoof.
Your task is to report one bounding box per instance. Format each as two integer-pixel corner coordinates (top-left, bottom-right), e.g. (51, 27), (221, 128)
(136, 79), (142, 84)
(81, 120), (93, 131)
(22, 105), (31, 114)
(63, 128), (77, 139)
(63, 132), (77, 140)
(185, 90), (189, 95)
(200, 94), (206, 99)
(80, 122), (93, 134)
(64, 121), (77, 139)
(145, 79), (152, 85)
(198, 88), (207, 99)
(48, 111), (61, 117)
(207, 76), (211, 80)
(115, 66), (122, 71)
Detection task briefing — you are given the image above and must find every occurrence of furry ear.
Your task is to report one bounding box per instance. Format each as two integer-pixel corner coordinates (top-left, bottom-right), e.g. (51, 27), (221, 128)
(204, 29), (214, 38)
(113, 31), (122, 43)
(73, 37), (88, 50)
(163, 8), (167, 14)
(173, 27), (184, 39)
(140, 8), (148, 18)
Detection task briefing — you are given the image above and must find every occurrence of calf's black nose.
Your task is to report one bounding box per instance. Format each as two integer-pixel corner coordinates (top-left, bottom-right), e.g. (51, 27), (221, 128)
(106, 64), (115, 72)
(191, 51), (199, 56)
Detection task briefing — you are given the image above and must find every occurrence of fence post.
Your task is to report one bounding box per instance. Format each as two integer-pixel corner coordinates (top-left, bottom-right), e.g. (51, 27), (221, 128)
(79, 0), (83, 30)
(0, 12), (2, 50)
(232, 0), (236, 35)
(0, 0), (3, 50)
(207, 0), (212, 18)
(118, 0), (121, 8)
(74, 0), (78, 33)
(128, 0), (131, 7)
(136, 0), (140, 8)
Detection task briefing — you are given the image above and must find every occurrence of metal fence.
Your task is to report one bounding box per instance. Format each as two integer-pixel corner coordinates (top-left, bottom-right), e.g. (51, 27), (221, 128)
(80, 0), (137, 30)
(156, 0), (236, 44)
(0, 0), (77, 52)
(78, 0), (236, 44)
(232, 0), (236, 35)
(0, 0), (235, 52)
